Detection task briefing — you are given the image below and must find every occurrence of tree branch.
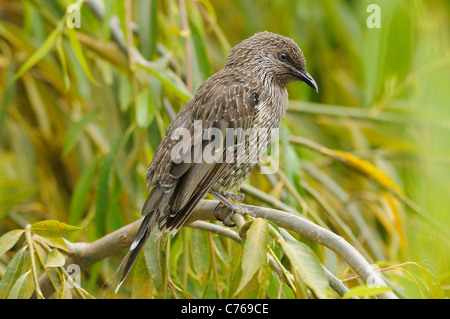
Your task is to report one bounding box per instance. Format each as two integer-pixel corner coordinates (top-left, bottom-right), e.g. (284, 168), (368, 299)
(37, 200), (397, 299)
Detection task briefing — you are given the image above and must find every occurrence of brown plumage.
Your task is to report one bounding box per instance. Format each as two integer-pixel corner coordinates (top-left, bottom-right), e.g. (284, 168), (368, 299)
(109, 31), (318, 293)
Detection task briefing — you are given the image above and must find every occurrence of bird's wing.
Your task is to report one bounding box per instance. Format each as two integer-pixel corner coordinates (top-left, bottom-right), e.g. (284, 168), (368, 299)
(162, 81), (258, 231)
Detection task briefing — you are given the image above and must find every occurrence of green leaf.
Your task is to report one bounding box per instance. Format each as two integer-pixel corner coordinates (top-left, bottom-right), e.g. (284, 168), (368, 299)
(107, 173), (126, 233)
(170, 277), (195, 299)
(280, 124), (301, 181)
(190, 228), (210, 285)
(143, 231), (168, 295)
(236, 266), (271, 299)
(417, 265), (445, 299)
(69, 157), (99, 226)
(0, 247), (28, 298)
(66, 27), (99, 85)
(36, 235), (69, 252)
(132, 252), (156, 299)
(94, 125), (134, 236)
(343, 285), (393, 299)
(189, 20), (212, 80)
(45, 249), (66, 268)
(57, 278), (72, 299)
(138, 63), (191, 103)
(11, 25), (62, 83)
(31, 220), (84, 238)
(234, 218), (269, 295)
(135, 89), (155, 129)
(63, 110), (99, 156)
(403, 262), (446, 299)
(55, 35), (70, 91)
(22, 73), (51, 139)
(137, 0), (157, 59)
(33, 241), (62, 291)
(118, 73), (132, 112)
(280, 239), (329, 299)
(94, 131), (133, 237)
(0, 65), (15, 138)
(268, 272), (295, 299)
(331, 149), (404, 195)
(7, 270), (34, 299)
(0, 229), (24, 258)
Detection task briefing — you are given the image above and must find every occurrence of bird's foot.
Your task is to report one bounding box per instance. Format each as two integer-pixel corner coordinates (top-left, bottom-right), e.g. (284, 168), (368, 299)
(214, 205), (236, 227)
(210, 190), (255, 227)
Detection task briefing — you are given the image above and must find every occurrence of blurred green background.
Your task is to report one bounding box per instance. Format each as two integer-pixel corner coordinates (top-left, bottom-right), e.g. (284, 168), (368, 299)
(0, 0), (449, 298)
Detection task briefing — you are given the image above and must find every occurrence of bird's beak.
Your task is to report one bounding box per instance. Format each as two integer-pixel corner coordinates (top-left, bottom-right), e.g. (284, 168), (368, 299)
(295, 70), (319, 93)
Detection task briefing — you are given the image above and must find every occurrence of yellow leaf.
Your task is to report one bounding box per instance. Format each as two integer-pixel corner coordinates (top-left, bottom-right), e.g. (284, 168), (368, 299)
(332, 150), (404, 195)
(384, 192), (407, 253)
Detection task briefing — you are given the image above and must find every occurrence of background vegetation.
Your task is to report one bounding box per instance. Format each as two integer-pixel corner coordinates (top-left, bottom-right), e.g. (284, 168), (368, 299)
(0, 0), (449, 299)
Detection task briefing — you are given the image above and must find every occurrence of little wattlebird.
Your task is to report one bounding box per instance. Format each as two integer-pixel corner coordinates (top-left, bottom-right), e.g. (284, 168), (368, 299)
(108, 31), (318, 294)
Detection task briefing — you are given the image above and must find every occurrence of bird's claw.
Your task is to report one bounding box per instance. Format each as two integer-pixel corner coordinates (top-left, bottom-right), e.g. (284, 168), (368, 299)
(211, 190), (255, 227)
(214, 205), (236, 227)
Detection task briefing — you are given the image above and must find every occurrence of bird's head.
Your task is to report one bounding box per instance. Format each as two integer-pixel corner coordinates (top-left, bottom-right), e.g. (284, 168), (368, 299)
(226, 31), (318, 92)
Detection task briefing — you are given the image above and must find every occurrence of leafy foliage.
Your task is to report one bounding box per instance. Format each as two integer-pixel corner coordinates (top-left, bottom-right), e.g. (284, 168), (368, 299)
(0, 0), (449, 299)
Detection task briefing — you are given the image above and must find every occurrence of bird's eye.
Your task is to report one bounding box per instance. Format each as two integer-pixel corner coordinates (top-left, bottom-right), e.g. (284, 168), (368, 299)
(278, 53), (288, 61)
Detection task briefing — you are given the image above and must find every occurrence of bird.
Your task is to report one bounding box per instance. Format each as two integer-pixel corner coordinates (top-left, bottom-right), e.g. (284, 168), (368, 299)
(108, 31), (318, 294)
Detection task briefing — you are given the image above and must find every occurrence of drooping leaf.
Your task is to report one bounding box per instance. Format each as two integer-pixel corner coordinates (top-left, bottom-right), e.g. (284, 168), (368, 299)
(94, 129), (133, 237)
(11, 26), (62, 83)
(22, 73), (51, 139)
(7, 270), (34, 299)
(331, 149), (404, 195)
(417, 265), (445, 299)
(118, 73), (132, 112)
(63, 110), (99, 156)
(190, 228), (210, 285)
(267, 271), (295, 299)
(234, 218), (269, 295)
(400, 262), (446, 299)
(137, 0), (158, 59)
(138, 63), (191, 103)
(69, 157), (99, 226)
(143, 231), (168, 296)
(135, 89), (155, 129)
(170, 277), (196, 299)
(0, 247), (28, 298)
(33, 241), (62, 291)
(57, 278), (72, 299)
(0, 65), (16, 137)
(55, 35), (70, 91)
(384, 192), (407, 252)
(235, 266), (271, 299)
(66, 27), (99, 85)
(280, 239), (329, 299)
(132, 252), (156, 299)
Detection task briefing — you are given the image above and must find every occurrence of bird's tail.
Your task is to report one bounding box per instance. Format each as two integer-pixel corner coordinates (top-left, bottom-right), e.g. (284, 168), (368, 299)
(104, 211), (157, 298)
(104, 185), (174, 297)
